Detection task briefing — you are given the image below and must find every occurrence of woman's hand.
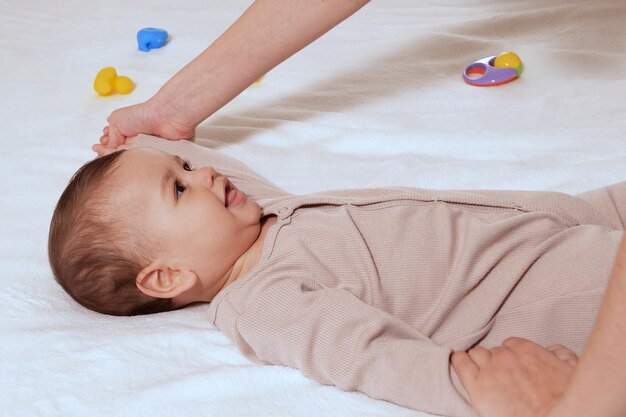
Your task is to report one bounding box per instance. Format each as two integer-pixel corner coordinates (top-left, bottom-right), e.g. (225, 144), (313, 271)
(451, 337), (578, 417)
(93, 100), (195, 156)
(91, 135), (139, 157)
(93, 0), (370, 156)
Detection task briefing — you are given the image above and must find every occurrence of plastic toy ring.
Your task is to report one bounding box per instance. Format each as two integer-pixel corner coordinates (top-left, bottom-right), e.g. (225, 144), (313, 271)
(463, 52), (523, 87)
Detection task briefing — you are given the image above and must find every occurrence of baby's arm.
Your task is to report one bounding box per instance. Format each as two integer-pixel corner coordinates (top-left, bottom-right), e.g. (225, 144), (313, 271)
(228, 280), (475, 417)
(452, 235), (626, 417)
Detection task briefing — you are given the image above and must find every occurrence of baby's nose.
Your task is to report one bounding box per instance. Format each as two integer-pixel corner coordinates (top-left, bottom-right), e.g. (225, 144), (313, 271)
(198, 166), (216, 186)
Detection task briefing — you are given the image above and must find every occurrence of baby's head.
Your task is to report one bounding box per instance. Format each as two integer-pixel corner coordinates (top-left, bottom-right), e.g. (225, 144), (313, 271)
(49, 147), (262, 316)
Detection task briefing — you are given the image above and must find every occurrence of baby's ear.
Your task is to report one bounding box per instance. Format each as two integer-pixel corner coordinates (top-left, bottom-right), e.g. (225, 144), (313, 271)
(136, 261), (197, 299)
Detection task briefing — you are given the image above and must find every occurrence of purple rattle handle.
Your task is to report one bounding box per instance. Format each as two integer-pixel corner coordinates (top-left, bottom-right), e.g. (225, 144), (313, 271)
(463, 55), (519, 86)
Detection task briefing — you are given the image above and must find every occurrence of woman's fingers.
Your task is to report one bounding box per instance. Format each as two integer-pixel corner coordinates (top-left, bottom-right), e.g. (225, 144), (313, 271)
(504, 337), (576, 376)
(547, 344), (579, 368)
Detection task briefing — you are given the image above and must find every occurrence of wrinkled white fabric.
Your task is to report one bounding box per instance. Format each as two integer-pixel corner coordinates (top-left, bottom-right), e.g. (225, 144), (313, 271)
(1, 1), (625, 416)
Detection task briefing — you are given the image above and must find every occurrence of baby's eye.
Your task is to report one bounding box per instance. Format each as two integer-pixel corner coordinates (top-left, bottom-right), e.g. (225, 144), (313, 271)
(183, 161), (192, 171)
(175, 181), (186, 199)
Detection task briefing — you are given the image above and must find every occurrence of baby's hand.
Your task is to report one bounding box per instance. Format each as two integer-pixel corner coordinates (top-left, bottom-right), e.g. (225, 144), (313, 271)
(451, 337), (578, 417)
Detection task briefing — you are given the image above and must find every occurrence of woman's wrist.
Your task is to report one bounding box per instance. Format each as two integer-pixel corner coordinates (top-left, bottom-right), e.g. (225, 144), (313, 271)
(144, 95), (198, 140)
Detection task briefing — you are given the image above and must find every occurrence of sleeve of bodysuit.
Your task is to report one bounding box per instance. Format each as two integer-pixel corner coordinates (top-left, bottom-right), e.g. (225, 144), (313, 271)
(224, 279), (476, 417)
(128, 134), (290, 204)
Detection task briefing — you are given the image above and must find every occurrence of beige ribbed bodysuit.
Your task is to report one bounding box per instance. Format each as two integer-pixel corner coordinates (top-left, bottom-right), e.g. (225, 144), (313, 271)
(133, 135), (625, 417)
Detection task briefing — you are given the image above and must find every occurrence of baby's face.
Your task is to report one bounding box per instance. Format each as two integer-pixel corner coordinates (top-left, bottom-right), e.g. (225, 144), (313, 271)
(106, 147), (262, 291)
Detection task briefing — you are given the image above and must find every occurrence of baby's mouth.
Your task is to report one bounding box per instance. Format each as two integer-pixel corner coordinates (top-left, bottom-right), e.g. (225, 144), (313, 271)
(224, 180), (232, 207)
(224, 179), (244, 209)
(224, 180), (236, 208)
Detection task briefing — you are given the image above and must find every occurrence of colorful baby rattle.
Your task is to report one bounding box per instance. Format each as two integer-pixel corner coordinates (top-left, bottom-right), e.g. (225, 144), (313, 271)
(463, 51), (523, 87)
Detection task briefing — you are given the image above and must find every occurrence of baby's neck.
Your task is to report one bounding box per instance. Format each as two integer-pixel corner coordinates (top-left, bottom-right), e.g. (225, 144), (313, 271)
(224, 214), (277, 287)
(176, 215), (278, 307)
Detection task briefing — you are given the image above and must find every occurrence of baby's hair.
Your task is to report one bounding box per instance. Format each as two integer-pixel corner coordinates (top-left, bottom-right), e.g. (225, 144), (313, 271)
(48, 150), (173, 316)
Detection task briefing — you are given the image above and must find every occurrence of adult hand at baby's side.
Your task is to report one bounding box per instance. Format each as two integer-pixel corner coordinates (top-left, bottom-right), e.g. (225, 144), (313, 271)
(100, 99), (196, 150)
(92, 135), (138, 157)
(451, 337), (578, 417)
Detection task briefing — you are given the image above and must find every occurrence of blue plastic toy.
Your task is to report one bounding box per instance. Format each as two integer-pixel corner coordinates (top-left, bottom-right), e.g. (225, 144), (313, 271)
(137, 28), (168, 52)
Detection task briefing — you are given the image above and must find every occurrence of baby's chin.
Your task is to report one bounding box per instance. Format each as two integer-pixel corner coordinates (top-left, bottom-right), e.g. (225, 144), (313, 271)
(251, 199), (263, 217)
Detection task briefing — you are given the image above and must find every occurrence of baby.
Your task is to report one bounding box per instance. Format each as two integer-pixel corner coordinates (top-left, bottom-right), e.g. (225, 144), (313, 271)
(49, 135), (625, 417)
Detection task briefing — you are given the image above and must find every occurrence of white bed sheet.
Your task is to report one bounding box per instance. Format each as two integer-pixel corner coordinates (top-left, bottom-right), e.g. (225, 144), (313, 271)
(1, 0), (625, 416)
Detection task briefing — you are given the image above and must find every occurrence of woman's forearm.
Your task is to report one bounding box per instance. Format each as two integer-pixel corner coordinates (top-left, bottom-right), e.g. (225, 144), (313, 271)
(152, 0), (370, 127)
(549, 235), (626, 417)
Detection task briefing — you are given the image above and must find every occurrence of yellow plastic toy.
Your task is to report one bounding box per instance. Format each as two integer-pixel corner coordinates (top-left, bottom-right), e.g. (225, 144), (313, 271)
(93, 67), (117, 96)
(114, 76), (134, 94)
(493, 52), (523, 71)
(94, 67), (134, 96)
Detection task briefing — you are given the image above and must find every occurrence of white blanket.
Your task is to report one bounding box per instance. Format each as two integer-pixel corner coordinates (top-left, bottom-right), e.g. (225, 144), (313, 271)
(1, 1), (625, 416)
